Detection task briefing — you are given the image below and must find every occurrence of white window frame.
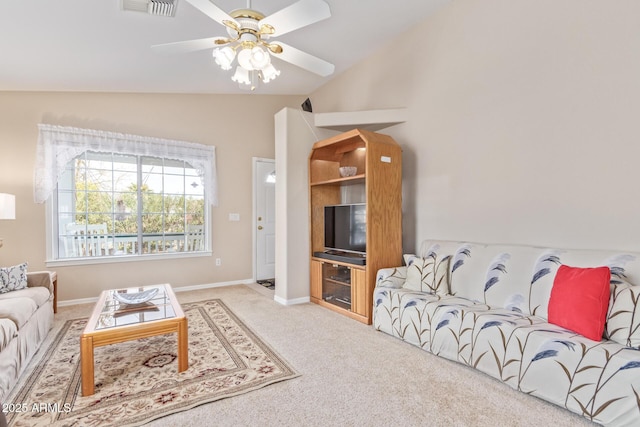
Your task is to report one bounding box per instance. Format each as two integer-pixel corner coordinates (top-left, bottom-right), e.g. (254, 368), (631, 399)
(36, 125), (217, 267)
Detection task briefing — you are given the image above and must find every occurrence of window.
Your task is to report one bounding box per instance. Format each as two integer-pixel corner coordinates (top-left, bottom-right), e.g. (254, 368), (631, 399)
(55, 152), (206, 259)
(35, 124), (217, 264)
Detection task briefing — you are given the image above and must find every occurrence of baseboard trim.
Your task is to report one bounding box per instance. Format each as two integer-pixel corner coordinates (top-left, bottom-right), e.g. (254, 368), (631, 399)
(173, 279), (253, 293)
(274, 295), (310, 306)
(57, 279), (253, 307)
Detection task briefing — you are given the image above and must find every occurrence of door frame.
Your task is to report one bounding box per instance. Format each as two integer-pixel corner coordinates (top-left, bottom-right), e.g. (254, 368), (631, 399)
(252, 157), (276, 282)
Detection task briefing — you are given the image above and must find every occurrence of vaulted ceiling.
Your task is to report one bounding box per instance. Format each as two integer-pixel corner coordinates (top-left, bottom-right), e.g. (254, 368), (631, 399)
(0, 0), (448, 94)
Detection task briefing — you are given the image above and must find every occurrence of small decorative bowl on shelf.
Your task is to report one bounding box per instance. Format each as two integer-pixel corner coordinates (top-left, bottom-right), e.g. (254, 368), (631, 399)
(339, 166), (357, 177)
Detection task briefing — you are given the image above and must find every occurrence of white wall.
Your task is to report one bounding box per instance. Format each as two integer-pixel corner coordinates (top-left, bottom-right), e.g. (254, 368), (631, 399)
(310, 0), (640, 253)
(274, 108), (335, 304)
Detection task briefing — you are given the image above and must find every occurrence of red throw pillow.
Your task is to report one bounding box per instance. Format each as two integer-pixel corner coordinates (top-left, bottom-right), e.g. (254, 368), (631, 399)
(548, 265), (611, 341)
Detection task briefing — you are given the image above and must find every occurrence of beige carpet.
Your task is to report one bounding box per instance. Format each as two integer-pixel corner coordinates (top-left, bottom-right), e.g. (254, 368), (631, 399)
(6, 298), (298, 426)
(9, 284), (595, 426)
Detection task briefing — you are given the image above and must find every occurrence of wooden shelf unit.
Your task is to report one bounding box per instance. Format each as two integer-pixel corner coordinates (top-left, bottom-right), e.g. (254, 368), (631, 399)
(309, 129), (402, 324)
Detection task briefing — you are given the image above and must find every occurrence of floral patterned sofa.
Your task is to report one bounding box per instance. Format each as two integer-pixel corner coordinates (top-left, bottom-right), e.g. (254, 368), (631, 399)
(373, 240), (640, 426)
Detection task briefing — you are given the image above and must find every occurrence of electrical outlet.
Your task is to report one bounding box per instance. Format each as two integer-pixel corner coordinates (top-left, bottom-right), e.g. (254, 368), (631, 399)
(215, 258), (221, 266)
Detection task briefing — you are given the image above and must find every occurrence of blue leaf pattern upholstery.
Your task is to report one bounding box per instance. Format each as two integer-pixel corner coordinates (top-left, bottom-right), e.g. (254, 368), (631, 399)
(531, 349), (558, 362)
(373, 240), (640, 426)
(605, 281), (640, 348)
(451, 245), (471, 273)
(528, 251), (562, 317)
(484, 253), (510, 302)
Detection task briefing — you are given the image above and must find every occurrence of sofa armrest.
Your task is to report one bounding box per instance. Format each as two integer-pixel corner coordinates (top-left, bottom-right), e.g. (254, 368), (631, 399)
(27, 271), (54, 293)
(375, 266), (407, 289)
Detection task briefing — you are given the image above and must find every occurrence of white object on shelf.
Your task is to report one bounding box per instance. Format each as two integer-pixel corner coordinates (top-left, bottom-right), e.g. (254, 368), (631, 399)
(339, 166), (357, 177)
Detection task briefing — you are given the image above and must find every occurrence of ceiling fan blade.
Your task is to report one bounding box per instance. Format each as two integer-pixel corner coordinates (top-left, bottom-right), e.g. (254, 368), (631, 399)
(273, 42), (334, 77)
(260, 0), (331, 37)
(183, 0), (239, 28)
(152, 37), (227, 54)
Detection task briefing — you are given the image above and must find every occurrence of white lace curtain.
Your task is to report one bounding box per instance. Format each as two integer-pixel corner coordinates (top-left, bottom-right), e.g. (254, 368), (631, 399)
(34, 124), (218, 206)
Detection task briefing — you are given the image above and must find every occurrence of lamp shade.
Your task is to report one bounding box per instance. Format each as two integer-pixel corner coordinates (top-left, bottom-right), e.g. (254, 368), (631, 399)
(260, 63), (280, 83)
(212, 47), (236, 71)
(231, 66), (251, 85)
(0, 193), (15, 220)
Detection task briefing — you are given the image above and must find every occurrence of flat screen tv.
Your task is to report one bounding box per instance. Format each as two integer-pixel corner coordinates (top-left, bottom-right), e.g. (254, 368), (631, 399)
(324, 204), (366, 254)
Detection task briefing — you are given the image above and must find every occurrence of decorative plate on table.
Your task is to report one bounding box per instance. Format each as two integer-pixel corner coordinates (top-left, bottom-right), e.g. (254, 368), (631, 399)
(113, 288), (159, 304)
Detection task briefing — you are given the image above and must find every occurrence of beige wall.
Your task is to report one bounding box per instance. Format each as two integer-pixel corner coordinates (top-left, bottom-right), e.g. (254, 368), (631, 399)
(310, 0), (640, 253)
(0, 92), (301, 301)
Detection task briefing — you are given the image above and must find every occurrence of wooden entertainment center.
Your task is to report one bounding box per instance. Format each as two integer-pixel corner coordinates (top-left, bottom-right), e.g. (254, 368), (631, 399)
(309, 129), (402, 324)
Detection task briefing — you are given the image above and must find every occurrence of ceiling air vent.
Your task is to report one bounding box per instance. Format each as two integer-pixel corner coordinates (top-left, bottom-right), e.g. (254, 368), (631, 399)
(122, 0), (177, 17)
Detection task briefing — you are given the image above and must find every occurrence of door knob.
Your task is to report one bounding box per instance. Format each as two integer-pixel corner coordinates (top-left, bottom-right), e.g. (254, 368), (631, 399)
(258, 226), (263, 230)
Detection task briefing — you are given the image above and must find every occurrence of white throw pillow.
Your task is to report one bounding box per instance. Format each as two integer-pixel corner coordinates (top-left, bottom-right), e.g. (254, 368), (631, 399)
(0, 262), (28, 294)
(403, 255), (430, 292)
(402, 254), (450, 295)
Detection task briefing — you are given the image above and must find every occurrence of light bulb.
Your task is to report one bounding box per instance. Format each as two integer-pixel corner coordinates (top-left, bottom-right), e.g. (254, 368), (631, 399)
(250, 46), (270, 70)
(237, 48), (254, 70)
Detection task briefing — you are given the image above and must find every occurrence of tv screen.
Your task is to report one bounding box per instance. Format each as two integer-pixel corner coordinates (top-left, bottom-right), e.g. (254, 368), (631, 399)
(324, 204), (366, 254)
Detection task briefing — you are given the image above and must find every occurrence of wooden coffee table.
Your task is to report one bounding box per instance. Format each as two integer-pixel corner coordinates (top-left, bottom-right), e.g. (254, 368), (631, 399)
(80, 283), (188, 396)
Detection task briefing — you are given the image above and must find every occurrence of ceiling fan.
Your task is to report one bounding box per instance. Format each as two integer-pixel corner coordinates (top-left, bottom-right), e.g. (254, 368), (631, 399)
(153, 0), (335, 90)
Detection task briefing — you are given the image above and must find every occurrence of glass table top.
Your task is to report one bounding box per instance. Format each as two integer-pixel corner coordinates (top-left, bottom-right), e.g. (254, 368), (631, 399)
(94, 284), (176, 331)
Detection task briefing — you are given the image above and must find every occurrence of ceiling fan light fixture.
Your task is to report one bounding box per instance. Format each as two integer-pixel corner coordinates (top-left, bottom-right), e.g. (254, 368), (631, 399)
(260, 63), (280, 83)
(250, 46), (270, 69)
(212, 46), (236, 70)
(154, 0), (334, 90)
(237, 48), (255, 70)
(231, 66), (251, 85)
(266, 43), (283, 54)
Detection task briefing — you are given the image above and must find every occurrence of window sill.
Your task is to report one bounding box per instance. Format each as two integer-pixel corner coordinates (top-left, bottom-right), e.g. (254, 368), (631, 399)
(46, 250), (212, 268)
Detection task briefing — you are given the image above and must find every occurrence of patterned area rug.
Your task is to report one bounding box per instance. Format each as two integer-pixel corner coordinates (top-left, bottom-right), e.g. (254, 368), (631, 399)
(6, 299), (299, 426)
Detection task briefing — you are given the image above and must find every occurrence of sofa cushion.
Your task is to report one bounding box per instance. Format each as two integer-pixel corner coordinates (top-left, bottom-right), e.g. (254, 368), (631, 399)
(548, 265), (610, 341)
(0, 286), (51, 308)
(403, 246), (451, 295)
(0, 262), (28, 294)
(0, 298), (38, 329)
(0, 318), (17, 352)
(402, 255), (429, 292)
(606, 281), (640, 348)
(505, 322), (634, 413)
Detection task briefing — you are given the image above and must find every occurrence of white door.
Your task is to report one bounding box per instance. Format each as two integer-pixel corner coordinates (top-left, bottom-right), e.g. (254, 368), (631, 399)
(255, 159), (276, 281)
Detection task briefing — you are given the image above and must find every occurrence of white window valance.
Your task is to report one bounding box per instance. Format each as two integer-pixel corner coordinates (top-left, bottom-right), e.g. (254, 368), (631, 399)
(34, 124), (218, 206)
